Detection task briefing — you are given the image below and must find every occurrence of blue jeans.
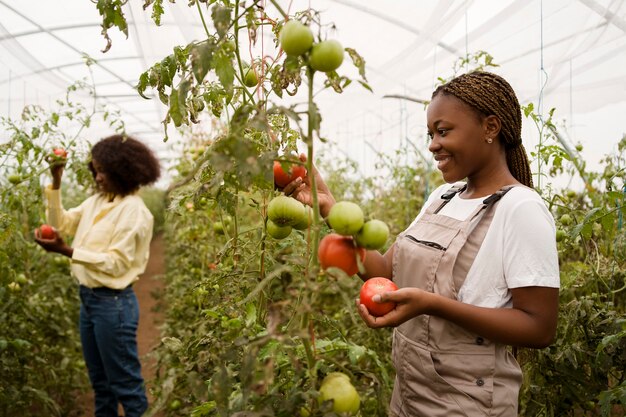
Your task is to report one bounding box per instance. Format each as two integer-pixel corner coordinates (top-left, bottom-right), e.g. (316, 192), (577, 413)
(79, 285), (148, 417)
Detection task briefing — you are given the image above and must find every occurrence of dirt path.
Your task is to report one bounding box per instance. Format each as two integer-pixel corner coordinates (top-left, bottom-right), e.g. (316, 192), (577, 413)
(79, 235), (166, 417)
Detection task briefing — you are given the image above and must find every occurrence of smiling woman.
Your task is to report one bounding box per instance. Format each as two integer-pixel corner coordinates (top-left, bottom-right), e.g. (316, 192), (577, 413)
(288, 71), (560, 416)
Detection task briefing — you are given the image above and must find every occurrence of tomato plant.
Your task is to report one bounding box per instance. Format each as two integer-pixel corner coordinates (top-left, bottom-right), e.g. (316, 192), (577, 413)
(360, 277), (398, 317)
(274, 160), (307, 188)
(355, 219), (389, 250)
(318, 372), (360, 414)
(327, 201), (364, 236)
(279, 20), (314, 56)
(318, 233), (366, 276)
(309, 40), (344, 72)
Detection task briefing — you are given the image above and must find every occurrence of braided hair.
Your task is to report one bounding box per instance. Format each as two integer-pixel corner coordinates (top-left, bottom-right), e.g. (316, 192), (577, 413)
(432, 71), (533, 188)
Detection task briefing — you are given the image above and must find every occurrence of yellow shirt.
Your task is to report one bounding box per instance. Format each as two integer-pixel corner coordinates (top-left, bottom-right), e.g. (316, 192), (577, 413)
(45, 186), (154, 289)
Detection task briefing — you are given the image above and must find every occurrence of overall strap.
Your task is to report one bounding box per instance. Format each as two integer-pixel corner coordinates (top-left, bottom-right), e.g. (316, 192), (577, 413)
(452, 184), (518, 293)
(428, 182), (468, 214)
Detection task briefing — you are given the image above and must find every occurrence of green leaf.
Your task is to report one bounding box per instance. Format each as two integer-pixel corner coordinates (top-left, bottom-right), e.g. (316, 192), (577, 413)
(211, 4), (231, 39)
(143, 0), (165, 25)
(214, 50), (235, 91)
(169, 80), (190, 128)
(94, 0), (129, 53)
(191, 40), (216, 83)
(137, 71), (151, 99)
(358, 80), (373, 93)
(346, 47), (367, 81)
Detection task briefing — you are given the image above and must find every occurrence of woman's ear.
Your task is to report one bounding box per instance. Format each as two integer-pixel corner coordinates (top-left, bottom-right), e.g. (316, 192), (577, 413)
(484, 115), (501, 141)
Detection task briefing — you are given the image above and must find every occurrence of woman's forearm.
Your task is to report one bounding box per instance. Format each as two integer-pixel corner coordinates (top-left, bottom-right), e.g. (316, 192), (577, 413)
(426, 286), (559, 348)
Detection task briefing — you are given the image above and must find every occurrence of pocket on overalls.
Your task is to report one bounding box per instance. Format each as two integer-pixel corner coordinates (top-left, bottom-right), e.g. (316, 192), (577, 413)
(430, 350), (495, 411)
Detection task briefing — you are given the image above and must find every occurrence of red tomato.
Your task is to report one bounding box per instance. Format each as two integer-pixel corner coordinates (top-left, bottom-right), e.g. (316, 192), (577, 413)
(53, 148), (67, 158)
(359, 277), (398, 317)
(273, 160), (307, 188)
(39, 224), (56, 240)
(318, 233), (366, 276)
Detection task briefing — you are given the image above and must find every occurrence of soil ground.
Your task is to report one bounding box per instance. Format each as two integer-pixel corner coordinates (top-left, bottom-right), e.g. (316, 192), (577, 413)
(78, 234), (166, 417)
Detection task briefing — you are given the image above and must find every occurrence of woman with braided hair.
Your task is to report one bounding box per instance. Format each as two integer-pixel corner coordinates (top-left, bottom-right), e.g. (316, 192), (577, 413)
(285, 71), (559, 415)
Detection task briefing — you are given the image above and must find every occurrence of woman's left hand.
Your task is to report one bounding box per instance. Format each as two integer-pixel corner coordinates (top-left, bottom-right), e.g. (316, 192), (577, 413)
(356, 287), (432, 328)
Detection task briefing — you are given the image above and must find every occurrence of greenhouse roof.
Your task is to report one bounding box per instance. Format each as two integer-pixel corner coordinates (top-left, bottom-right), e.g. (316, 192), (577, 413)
(1, 0), (625, 184)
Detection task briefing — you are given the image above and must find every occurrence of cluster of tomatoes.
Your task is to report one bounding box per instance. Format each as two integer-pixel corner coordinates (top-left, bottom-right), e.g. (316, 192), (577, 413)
(265, 160), (310, 239)
(241, 20), (344, 90)
(318, 201), (389, 276)
(279, 20), (345, 73)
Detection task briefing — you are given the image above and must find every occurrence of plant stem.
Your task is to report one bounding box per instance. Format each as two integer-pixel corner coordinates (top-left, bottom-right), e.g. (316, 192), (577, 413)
(300, 66), (319, 386)
(195, 1), (212, 39)
(268, 0), (289, 19)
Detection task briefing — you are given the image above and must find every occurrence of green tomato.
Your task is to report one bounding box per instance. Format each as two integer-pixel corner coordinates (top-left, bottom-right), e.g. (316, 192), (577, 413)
(267, 195), (306, 226)
(15, 274), (28, 285)
(355, 219), (389, 250)
(327, 201), (364, 236)
(309, 40), (344, 72)
(8, 174), (21, 185)
(213, 221), (225, 235)
(292, 205), (313, 231)
(7, 282), (21, 292)
(267, 220), (292, 239)
(559, 214), (573, 226)
(318, 372), (360, 414)
(243, 67), (259, 87)
(556, 229), (567, 242)
(168, 399), (182, 411)
(279, 20), (314, 56)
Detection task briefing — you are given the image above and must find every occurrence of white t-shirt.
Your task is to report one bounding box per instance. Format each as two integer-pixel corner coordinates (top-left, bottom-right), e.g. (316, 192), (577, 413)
(406, 183), (560, 308)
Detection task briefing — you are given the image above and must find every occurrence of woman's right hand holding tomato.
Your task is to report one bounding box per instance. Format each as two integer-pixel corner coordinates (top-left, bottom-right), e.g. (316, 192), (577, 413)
(356, 287), (434, 329)
(282, 153), (336, 218)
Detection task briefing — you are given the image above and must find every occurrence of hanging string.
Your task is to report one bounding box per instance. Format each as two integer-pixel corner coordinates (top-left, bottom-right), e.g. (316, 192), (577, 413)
(464, 6), (469, 71)
(537, 0), (549, 190)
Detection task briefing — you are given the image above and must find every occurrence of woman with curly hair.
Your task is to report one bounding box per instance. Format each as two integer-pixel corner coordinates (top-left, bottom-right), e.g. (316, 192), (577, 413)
(35, 134), (161, 417)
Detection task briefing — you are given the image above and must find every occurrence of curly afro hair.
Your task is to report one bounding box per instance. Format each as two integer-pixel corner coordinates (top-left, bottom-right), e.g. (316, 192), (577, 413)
(88, 134), (161, 196)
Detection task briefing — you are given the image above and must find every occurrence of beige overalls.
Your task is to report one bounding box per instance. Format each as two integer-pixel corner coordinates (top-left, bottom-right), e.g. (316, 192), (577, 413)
(390, 184), (523, 417)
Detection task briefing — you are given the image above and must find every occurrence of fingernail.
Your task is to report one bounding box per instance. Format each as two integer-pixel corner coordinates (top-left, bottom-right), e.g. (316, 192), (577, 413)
(372, 294), (382, 303)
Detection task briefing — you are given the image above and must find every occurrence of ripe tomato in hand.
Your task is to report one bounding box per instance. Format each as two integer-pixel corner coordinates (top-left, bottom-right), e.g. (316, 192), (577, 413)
(53, 148), (67, 158)
(273, 160), (307, 188)
(39, 224), (56, 240)
(318, 233), (366, 276)
(359, 277), (398, 317)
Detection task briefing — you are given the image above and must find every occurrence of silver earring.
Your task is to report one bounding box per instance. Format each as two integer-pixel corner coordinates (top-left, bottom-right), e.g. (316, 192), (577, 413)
(486, 137), (493, 144)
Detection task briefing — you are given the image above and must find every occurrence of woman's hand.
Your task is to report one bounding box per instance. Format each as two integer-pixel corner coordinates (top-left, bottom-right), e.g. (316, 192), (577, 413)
(282, 154), (336, 218)
(34, 227), (73, 258)
(47, 156), (66, 190)
(356, 287), (433, 328)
